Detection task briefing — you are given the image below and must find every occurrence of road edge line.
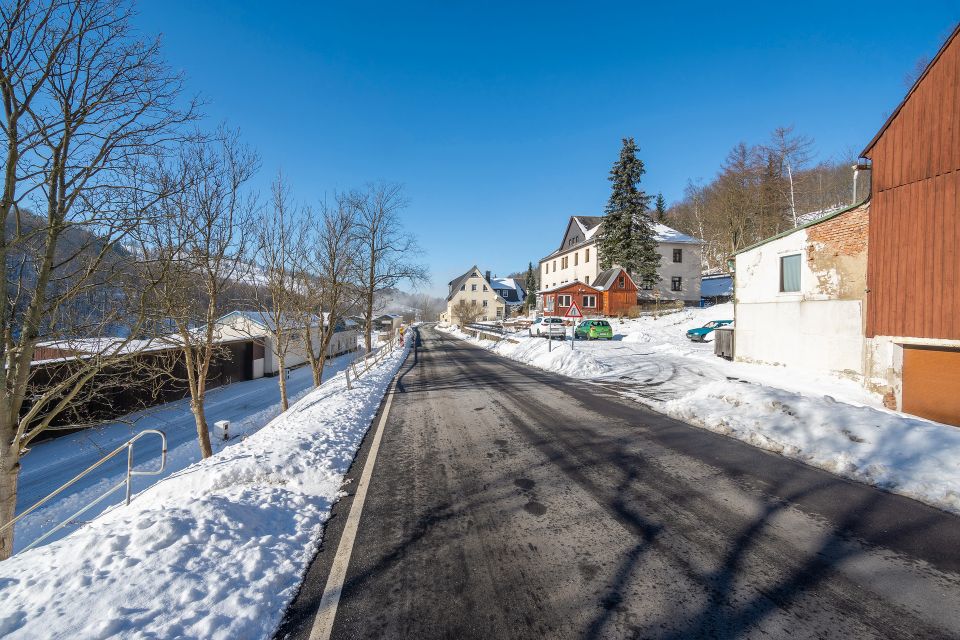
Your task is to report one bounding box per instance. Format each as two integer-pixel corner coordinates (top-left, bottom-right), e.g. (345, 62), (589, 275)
(308, 377), (398, 640)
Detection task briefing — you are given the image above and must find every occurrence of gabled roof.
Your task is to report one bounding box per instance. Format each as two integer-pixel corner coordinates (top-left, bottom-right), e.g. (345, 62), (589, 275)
(538, 279), (600, 294)
(447, 265), (482, 301)
(446, 266), (507, 304)
(540, 216), (702, 262)
(592, 268), (637, 291)
(490, 277), (526, 304)
(218, 310), (323, 332)
(862, 22), (960, 156)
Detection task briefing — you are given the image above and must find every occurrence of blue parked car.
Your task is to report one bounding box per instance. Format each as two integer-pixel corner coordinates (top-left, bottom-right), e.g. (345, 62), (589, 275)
(686, 320), (733, 342)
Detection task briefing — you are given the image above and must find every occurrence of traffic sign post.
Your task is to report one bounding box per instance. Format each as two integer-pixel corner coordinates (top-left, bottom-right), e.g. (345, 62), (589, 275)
(565, 302), (583, 350)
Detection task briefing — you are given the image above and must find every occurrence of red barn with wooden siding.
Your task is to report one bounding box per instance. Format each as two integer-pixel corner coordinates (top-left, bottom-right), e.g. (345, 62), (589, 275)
(862, 23), (960, 426)
(541, 268), (638, 317)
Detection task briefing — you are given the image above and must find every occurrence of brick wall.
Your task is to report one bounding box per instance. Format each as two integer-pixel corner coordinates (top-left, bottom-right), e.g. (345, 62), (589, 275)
(806, 202), (869, 257)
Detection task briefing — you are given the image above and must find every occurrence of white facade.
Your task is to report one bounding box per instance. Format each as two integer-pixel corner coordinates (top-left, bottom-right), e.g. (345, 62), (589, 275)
(539, 217), (703, 304)
(733, 214), (866, 379)
(217, 312), (358, 376)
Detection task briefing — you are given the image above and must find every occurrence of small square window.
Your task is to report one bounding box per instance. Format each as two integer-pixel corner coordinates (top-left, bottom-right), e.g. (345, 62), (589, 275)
(583, 295), (596, 308)
(671, 277), (682, 292)
(482, 300), (488, 307)
(673, 248), (682, 263)
(471, 284), (477, 291)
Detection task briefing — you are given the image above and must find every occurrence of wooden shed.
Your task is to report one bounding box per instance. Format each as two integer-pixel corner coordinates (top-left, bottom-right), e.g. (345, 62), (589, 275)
(541, 267), (638, 317)
(862, 23), (960, 426)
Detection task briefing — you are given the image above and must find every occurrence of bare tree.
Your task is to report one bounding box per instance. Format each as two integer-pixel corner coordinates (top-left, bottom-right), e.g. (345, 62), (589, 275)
(253, 172), (300, 411)
(766, 126), (814, 227)
(143, 130), (258, 461)
(295, 193), (360, 387)
(0, 0), (194, 559)
(353, 182), (427, 351)
(451, 300), (483, 326)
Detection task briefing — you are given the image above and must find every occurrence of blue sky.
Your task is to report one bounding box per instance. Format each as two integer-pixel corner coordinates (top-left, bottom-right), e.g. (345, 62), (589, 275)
(134, 2), (958, 297)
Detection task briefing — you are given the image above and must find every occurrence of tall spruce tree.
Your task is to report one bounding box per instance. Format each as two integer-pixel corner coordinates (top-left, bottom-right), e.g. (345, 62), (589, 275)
(596, 138), (661, 286)
(654, 192), (667, 222)
(524, 261), (537, 308)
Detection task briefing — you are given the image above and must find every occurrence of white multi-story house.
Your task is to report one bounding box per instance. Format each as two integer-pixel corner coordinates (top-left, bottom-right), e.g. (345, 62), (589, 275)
(538, 216), (703, 305)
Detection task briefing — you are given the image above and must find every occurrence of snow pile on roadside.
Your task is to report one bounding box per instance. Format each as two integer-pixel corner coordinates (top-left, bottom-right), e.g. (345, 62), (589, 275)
(0, 339), (409, 639)
(664, 381), (960, 514)
(438, 313), (960, 515)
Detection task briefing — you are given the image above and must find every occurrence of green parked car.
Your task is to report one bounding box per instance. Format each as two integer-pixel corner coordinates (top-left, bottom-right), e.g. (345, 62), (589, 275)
(575, 319), (614, 340)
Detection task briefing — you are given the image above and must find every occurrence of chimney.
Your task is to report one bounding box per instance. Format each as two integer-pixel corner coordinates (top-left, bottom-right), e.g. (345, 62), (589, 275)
(485, 270), (491, 283)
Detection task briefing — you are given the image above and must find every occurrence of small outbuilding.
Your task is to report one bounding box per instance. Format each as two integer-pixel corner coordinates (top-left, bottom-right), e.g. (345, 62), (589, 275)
(540, 267), (638, 317)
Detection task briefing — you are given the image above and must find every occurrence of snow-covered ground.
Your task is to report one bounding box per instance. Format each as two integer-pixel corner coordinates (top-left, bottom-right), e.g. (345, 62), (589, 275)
(14, 352), (356, 553)
(0, 338), (409, 639)
(440, 305), (960, 516)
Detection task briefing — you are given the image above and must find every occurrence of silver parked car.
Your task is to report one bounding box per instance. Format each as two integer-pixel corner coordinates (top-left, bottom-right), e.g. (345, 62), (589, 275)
(528, 317), (566, 339)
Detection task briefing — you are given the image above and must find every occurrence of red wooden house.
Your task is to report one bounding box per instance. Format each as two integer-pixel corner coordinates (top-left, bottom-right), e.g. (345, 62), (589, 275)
(541, 268), (638, 317)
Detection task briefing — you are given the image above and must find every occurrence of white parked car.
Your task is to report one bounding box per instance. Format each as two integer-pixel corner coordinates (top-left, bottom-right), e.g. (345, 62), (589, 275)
(528, 317), (566, 339)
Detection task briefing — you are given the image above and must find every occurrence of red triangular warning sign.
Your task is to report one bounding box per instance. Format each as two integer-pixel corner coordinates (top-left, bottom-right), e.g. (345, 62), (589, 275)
(565, 302), (583, 318)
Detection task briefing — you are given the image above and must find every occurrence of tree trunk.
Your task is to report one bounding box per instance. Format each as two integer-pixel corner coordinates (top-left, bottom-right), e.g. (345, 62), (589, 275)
(277, 356), (289, 411)
(191, 399), (213, 459)
(0, 442), (19, 560)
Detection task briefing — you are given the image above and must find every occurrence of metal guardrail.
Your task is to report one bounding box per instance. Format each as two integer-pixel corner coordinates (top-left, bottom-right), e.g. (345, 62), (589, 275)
(465, 323), (505, 335)
(0, 429), (167, 554)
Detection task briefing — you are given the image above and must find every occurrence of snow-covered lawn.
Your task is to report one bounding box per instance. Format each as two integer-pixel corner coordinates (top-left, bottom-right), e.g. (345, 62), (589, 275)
(0, 338), (409, 639)
(15, 352), (356, 554)
(440, 305), (960, 516)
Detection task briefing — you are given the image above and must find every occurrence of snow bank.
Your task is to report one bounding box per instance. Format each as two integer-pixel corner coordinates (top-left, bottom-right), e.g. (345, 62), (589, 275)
(0, 339), (410, 639)
(439, 310), (960, 515)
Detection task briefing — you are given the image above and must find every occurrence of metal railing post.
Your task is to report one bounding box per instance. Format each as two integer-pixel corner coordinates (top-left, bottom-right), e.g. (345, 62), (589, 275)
(0, 429), (167, 554)
(125, 442), (134, 505)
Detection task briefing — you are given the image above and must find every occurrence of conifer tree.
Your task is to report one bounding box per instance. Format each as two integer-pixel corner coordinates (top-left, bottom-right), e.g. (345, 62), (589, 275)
(654, 192), (667, 222)
(524, 261), (537, 308)
(596, 138), (661, 286)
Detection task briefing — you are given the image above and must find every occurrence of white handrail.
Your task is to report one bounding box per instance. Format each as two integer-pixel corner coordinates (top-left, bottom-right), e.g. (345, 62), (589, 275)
(0, 429), (167, 554)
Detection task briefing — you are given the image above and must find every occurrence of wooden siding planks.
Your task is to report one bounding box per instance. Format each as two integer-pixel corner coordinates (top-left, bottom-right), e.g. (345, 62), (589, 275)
(866, 30), (960, 340)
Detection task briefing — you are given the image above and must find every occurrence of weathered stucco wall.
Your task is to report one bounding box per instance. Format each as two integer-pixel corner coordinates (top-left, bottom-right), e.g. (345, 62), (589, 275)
(734, 204), (870, 378)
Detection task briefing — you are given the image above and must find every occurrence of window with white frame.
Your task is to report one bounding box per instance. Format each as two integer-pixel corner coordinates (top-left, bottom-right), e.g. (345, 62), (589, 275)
(482, 300), (488, 307)
(471, 283), (477, 291)
(483, 284), (487, 291)
(545, 296), (555, 311)
(583, 295), (596, 308)
(671, 277), (682, 291)
(780, 254), (801, 292)
(558, 294), (572, 307)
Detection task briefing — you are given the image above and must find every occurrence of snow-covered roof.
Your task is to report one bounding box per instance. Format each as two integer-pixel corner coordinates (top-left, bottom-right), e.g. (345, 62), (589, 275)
(490, 277), (526, 305)
(650, 221), (702, 245)
(540, 216), (702, 262)
(219, 310), (323, 332)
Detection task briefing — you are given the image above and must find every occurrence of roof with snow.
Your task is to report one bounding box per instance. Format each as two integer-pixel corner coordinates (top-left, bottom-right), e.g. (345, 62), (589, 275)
(490, 277), (526, 305)
(540, 215), (701, 262)
(219, 310), (324, 332)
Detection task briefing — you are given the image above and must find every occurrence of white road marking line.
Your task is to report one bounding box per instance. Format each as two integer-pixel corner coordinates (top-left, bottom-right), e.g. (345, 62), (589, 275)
(309, 378), (398, 640)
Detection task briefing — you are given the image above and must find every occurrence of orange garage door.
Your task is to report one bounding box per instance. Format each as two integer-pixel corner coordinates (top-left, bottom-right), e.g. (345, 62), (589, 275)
(902, 346), (960, 427)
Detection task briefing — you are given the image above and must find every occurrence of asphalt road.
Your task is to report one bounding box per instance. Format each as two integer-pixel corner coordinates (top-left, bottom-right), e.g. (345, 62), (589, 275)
(277, 325), (960, 640)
